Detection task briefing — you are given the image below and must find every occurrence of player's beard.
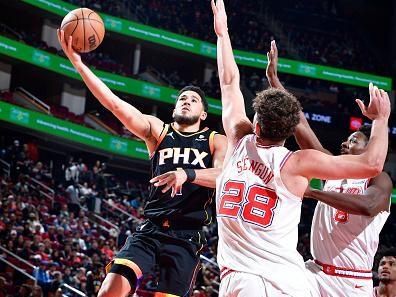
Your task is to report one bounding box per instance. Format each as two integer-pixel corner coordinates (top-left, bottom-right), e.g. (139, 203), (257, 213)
(379, 276), (391, 283)
(173, 113), (200, 125)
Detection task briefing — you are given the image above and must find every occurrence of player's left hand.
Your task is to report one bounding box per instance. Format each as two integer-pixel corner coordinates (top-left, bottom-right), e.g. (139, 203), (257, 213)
(57, 29), (82, 66)
(355, 83), (390, 121)
(266, 40), (279, 80)
(150, 169), (188, 198)
(265, 40), (286, 91)
(211, 0), (228, 37)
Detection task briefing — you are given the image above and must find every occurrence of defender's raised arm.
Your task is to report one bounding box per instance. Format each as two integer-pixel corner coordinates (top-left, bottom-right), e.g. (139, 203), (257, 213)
(212, 0), (252, 153)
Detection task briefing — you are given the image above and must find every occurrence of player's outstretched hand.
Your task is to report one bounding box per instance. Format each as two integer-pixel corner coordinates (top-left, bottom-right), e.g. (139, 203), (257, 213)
(150, 169), (188, 198)
(266, 40), (279, 80)
(355, 83), (391, 121)
(211, 0), (228, 37)
(57, 29), (82, 66)
(266, 40), (286, 90)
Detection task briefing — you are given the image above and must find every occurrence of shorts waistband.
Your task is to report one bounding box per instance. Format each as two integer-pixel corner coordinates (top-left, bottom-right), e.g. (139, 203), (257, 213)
(314, 260), (372, 279)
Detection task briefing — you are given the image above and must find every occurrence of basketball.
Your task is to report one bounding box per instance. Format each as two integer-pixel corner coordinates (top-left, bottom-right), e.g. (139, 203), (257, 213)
(60, 8), (105, 53)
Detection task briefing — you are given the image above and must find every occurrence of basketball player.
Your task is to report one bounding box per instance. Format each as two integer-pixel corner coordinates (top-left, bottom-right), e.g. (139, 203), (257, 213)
(57, 30), (227, 297)
(211, 0), (390, 296)
(266, 40), (392, 297)
(374, 249), (396, 297)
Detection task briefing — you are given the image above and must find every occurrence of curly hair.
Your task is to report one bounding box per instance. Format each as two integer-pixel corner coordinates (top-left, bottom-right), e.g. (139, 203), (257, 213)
(252, 88), (301, 141)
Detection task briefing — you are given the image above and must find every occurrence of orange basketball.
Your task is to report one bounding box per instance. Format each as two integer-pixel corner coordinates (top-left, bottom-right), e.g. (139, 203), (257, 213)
(60, 8), (105, 53)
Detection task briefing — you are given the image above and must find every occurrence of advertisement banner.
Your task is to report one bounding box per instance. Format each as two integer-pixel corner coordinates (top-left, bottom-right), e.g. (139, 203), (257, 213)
(21, 0), (392, 90)
(0, 100), (148, 159)
(0, 35), (222, 115)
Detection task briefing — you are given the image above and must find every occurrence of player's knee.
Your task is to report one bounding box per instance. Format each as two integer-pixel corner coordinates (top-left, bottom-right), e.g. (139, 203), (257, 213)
(97, 288), (116, 297)
(97, 281), (132, 297)
(98, 269), (135, 297)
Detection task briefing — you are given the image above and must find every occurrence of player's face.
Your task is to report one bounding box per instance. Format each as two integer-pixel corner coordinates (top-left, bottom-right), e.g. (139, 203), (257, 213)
(378, 256), (396, 283)
(340, 132), (368, 155)
(173, 91), (207, 125)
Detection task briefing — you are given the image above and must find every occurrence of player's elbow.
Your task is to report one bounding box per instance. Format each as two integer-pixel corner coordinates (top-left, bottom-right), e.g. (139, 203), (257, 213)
(359, 205), (377, 217)
(366, 162), (383, 177)
(359, 155), (383, 177)
(220, 76), (234, 86)
(108, 98), (121, 113)
(361, 199), (380, 217)
(220, 71), (239, 86)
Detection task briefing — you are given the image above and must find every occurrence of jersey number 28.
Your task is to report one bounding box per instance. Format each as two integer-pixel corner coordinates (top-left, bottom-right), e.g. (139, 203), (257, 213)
(218, 180), (278, 228)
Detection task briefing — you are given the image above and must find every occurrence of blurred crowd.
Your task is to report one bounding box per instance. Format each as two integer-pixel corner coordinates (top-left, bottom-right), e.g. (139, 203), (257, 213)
(0, 138), (220, 296)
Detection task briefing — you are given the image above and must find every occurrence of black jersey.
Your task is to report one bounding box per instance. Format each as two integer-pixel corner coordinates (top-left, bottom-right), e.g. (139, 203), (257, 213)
(145, 123), (217, 227)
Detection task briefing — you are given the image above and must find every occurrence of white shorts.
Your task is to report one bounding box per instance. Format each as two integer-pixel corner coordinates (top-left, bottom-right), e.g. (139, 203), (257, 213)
(305, 260), (374, 297)
(219, 271), (313, 297)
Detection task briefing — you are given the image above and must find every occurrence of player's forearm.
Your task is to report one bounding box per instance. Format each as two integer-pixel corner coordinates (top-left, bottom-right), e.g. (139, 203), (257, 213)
(266, 67), (329, 154)
(192, 168), (222, 189)
(217, 32), (239, 87)
(217, 32), (248, 140)
(267, 74), (286, 91)
(294, 112), (331, 154)
(361, 118), (389, 172)
(307, 189), (376, 216)
(73, 61), (119, 112)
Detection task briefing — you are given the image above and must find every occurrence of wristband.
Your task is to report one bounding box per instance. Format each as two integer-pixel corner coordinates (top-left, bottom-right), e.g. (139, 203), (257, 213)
(183, 168), (196, 182)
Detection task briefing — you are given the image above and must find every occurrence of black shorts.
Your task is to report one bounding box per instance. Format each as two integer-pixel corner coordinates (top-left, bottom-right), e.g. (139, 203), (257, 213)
(108, 219), (206, 296)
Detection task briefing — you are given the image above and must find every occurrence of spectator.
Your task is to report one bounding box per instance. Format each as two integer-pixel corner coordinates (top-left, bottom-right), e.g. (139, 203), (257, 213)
(65, 159), (79, 185)
(30, 285), (44, 297)
(65, 182), (80, 216)
(85, 271), (96, 297)
(50, 271), (63, 294)
(62, 267), (75, 288)
(0, 277), (7, 297)
(33, 261), (52, 296)
(73, 231), (87, 251)
(15, 284), (32, 297)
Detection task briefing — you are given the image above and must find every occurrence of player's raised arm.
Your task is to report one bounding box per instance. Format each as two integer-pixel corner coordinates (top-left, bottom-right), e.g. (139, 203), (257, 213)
(266, 40), (330, 154)
(212, 0), (252, 149)
(266, 40), (286, 92)
(289, 83), (390, 181)
(57, 29), (163, 153)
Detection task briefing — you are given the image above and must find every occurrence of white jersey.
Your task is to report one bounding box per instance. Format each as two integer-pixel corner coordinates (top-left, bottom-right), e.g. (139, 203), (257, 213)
(216, 135), (312, 296)
(311, 178), (390, 270)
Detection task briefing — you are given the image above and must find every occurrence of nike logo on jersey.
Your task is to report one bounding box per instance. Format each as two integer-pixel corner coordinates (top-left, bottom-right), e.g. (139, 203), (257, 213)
(158, 147), (209, 168)
(354, 285), (364, 289)
(167, 132), (175, 140)
(195, 135), (207, 141)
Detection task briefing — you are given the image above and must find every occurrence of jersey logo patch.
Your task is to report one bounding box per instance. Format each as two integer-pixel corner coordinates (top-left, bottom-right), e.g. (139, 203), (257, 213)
(195, 135), (207, 141)
(167, 132), (175, 140)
